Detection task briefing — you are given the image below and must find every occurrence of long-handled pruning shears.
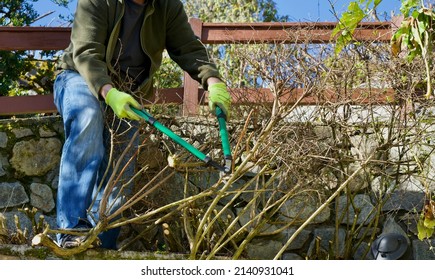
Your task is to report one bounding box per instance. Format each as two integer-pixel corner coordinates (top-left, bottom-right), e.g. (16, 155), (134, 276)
(131, 106), (232, 174)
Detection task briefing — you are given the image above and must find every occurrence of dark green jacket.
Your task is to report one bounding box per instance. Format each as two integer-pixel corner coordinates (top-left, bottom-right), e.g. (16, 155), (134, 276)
(58, 0), (220, 98)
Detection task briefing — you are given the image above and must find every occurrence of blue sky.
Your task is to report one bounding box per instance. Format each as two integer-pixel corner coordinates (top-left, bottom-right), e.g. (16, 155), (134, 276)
(32, 0), (403, 26)
(274, 0), (402, 21)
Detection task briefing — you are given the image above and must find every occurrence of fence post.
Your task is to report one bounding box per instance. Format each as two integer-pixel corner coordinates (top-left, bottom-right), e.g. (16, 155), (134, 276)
(183, 18), (203, 116)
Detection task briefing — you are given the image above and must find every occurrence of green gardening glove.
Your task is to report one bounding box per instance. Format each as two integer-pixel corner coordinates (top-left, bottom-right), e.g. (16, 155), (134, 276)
(208, 82), (231, 119)
(105, 88), (142, 120)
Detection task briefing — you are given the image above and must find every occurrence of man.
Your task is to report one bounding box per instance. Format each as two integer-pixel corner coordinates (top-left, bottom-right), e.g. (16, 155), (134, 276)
(53, 0), (231, 249)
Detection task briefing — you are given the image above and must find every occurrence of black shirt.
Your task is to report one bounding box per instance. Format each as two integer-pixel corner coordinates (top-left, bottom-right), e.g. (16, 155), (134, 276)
(112, 0), (151, 90)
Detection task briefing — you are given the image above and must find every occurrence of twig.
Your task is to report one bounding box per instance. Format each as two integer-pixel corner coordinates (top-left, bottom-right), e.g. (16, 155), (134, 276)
(273, 152), (376, 260)
(31, 223), (104, 257)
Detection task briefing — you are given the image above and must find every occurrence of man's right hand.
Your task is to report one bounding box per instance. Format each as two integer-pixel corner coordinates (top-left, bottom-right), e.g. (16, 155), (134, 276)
(208, 82), (231, 120)
(105, 88), (142, 120)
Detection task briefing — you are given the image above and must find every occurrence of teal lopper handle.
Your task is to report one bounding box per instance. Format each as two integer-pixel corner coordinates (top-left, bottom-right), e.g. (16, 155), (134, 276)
(131, 107), (209, 163)
(215, 106), (232, 172)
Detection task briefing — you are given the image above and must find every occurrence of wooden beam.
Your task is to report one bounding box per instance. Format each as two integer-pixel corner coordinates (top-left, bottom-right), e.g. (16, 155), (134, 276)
(0, 21), (394, 51)
(0, 27), (71, 50)
(200, 21), (393, 44)
(0, 88), (194, 116)
(0, 95), (57, 115)
(0, 87), (398, 116)
(229, 87), (397, 105)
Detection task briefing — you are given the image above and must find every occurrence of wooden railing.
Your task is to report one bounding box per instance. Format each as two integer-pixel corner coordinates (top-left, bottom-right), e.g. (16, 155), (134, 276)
(0, 18), (400, 116)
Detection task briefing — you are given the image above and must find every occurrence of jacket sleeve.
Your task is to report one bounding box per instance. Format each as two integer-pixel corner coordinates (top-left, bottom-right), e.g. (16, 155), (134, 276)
(164, 1), (221, 90)
(68, 0), (113, 98)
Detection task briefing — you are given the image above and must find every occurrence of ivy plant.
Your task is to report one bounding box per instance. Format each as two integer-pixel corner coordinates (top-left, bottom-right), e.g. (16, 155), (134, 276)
(391, 0), (435, 98)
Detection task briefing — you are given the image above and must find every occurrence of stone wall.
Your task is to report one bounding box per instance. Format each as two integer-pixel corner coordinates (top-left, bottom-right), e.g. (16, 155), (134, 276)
(0, 116), (62, 238)
(0, 115), (434, 260)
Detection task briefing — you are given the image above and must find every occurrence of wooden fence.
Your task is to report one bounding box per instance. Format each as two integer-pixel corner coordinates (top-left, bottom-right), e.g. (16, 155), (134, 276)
(0, 18), (400, 116)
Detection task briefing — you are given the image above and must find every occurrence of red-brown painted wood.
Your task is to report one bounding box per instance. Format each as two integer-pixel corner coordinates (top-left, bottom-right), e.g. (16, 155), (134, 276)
(0, 19), (401, 116)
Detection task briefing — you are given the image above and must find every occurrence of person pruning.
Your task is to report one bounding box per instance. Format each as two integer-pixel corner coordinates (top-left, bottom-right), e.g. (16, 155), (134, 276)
(53, 0), (231, 249)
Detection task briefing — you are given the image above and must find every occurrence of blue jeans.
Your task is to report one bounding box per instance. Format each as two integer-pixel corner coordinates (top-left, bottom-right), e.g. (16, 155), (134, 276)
(53, 70), (138, 249)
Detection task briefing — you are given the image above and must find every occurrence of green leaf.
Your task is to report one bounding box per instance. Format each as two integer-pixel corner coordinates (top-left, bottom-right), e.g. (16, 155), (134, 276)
(412, 9), (420, 19)
(424, 218), (435, 228)
(411, 23), (424, 48)
(400, 0), (420, 17)
(332, 1), (366, 54)
(417, 13), (432, 43)
(417, 218), (434, 240)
